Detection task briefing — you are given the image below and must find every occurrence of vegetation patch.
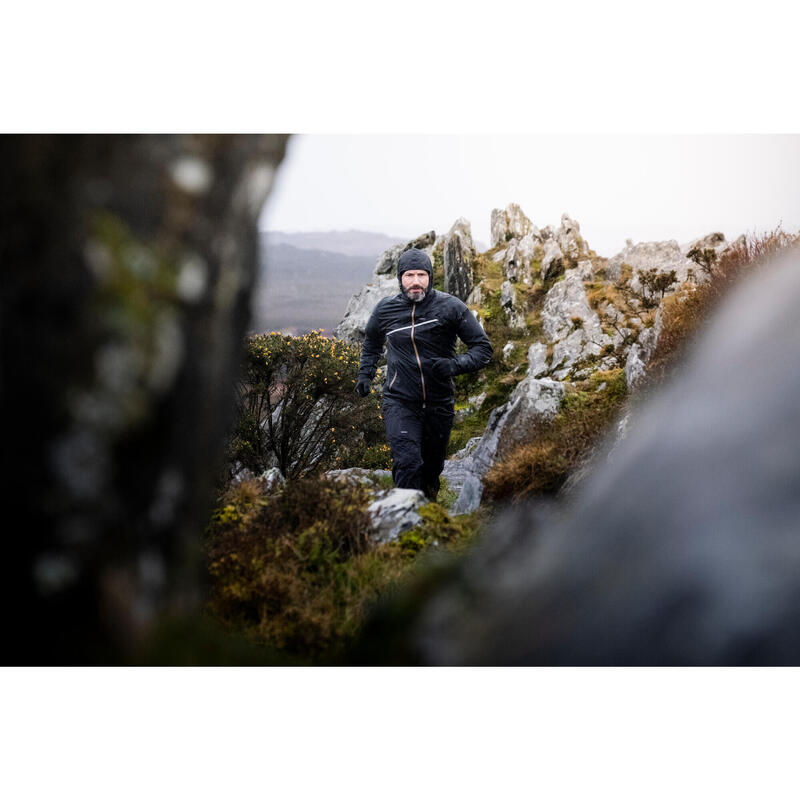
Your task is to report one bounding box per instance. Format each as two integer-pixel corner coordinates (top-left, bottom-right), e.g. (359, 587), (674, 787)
(482, 368), (627, 503)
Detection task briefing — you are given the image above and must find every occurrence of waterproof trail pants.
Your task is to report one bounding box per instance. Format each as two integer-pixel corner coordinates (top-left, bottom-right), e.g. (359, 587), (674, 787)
(382, 398), (455, 500)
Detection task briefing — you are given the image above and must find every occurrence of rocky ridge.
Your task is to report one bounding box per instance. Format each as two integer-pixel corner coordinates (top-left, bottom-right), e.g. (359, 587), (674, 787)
(336, 202), (739, 514)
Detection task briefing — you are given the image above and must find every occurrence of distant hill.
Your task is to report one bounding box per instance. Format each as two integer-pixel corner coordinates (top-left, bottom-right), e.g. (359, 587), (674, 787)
(252, 238), (393, 336)
(262, 230), (405, 258)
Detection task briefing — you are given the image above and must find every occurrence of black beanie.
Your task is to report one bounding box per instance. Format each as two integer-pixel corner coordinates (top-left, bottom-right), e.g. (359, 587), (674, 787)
(396, 248), (433, 285)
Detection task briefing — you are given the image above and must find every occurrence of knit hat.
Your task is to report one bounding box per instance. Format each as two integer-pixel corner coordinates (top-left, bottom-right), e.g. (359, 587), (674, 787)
(396, 248), (433, 286)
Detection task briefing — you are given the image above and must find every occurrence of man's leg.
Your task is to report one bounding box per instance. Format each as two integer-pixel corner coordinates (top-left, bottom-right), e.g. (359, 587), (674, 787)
(382, 399), (425, 490)
(420, 403), (455, 501)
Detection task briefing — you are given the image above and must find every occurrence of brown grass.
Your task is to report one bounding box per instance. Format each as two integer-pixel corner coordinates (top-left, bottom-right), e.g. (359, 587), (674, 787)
(644, 227), (800, 387)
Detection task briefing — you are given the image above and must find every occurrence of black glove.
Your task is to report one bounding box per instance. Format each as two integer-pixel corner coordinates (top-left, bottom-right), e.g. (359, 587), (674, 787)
(430, 358), (457, 381)
(355, 377), (371, 397)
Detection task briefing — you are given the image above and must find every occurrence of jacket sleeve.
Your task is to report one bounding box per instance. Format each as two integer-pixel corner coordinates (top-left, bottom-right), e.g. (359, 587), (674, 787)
(357, 302), (386, 382)
(453, 303), (493, 374)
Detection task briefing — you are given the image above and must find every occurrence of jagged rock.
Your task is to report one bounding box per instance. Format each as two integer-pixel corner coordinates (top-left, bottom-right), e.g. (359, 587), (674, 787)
(527, 342), (549, 377)
(541, 240), (564, 281)
(542, 270), (611, 378)
(500, 281), (526, 330)
(2, 133), (289, 662)
(334, 275), (398, 344)
(466, 283), (483, 306)
(624, 307), (664, 389)
(374, 231), (437, 275)
(441, 437), (482, 494)
(577, 259), (594, 280)
(325, 468), (392, 487)
(367, 489), (427, 543)
(452, 377), (565, 514)
(556, 213), (587, 261)
(606, 239), (696, 290)
(490, 203), (535, 247)
(444, 218), (474, 301)
(502, 341), (515, 360)
(681, 231), (728, 259)
(504, 233), (537, 284)
(492, 249), (507, 263)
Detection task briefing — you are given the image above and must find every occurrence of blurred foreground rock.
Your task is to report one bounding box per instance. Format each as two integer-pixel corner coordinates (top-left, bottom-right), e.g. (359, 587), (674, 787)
(1, 134), (288, 663)
(355, 246), (800, 665)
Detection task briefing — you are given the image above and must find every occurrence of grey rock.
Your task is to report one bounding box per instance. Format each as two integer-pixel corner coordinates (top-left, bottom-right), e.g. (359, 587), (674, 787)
(452, 377), (565, 514)
(490, 203), (535, 247)
(527, 342), (549, 377)
(577, 259), (594, 280)
(500, 280), (526, 330)
(258, 467), (285, 493)
(606, 238), (696, 289)
(541, 240), (564, 281)
(502, 341), (516, 360)
(444, 218), (475, 301)
(325, 468), (392, 487)
(466, 283), (483, 306)
(367, 488), (427, 543)
(441, 437), (482, 493)
(555, 213), (587, 261)
(374, 231), (437, 275)
(334, 274), (398, 344)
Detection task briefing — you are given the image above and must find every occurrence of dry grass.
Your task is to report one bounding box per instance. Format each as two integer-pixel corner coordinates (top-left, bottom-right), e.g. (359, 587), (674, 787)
(644, 227), (800, 387)
(483, 369), (627, 503)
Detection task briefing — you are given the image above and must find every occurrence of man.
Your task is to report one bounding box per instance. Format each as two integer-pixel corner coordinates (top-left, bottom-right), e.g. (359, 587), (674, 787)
(355, 248), (493, 500)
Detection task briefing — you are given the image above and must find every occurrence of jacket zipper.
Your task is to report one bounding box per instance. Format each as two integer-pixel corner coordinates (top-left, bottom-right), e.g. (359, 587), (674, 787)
(410, 304), (426, 408)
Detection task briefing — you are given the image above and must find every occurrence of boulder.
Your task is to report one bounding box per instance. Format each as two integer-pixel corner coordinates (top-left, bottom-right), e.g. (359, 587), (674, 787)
(258, 467), (285, 493)
(527, 342), (549, 377)
(502, 341), (516, 360)
(325, 468), (392, 487)
(444, 218), (475, 301)
(367, 489), (427, 543)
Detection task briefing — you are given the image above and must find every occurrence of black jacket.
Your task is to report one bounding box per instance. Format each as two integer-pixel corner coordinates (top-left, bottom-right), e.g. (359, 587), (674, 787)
(357, 289), (493, 406)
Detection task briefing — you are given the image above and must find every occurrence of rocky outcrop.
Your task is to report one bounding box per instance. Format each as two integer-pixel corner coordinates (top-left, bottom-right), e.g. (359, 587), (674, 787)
(335, 275), (398, 344)
(541, 269), (613, 379)
(444, 218), (474, 301)
(606, 238), (696, 290)
(540, 240), (564, 281)
(504, 233), (537, 285)
(490, 203), (536, 247)
(500, 280), (527, 330)
(452, 377), (565, 514)
(374, 230), (437, 275)
(337, 231), (442, 344)
(555, 213), (587, 261)
(441, 437), (482, 494)
(624, 306), (664, 389)
(2, 133), (289, 662)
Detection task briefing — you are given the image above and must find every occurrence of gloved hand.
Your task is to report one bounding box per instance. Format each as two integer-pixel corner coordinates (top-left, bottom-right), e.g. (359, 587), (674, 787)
(430, 358), (457, 381)
(355, 377), (372, 397)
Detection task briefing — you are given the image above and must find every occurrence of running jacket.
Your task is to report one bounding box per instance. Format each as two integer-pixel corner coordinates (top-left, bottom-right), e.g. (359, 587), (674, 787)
(357, 288), (493, 406)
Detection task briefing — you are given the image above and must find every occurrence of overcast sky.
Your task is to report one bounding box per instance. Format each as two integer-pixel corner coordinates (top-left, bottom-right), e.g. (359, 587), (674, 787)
(261, 135), (800, 258)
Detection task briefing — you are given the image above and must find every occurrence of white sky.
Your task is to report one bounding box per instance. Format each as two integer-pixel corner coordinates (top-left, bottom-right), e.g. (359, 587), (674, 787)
(261, 135), (800, 258)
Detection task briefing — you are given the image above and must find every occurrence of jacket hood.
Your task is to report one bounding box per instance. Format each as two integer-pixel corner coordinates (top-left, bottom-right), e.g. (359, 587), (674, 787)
(397, 248), (433, 285)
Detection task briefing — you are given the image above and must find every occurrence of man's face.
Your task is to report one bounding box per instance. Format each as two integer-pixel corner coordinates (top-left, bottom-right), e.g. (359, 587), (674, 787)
(401, 269), (430, 302)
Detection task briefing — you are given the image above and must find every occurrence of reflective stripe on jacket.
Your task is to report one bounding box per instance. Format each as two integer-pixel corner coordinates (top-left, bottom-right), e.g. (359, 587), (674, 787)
(357, 288), (493, 405)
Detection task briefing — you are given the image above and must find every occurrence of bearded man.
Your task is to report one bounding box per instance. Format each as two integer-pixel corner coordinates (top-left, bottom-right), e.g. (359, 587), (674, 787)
(355, 248), (492, 500)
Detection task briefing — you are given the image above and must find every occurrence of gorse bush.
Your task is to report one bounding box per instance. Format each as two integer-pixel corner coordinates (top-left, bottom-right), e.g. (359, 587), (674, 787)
(228, 330), (390, 479)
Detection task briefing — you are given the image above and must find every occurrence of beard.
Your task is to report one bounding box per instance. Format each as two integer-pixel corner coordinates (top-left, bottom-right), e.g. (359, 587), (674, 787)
(402, 286), (428, 303)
